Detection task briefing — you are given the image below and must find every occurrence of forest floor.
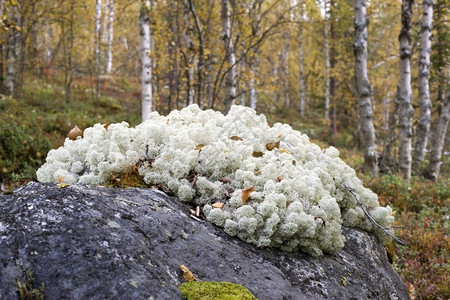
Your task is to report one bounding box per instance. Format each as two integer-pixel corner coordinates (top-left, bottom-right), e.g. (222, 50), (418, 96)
(0, 73), (448, 299)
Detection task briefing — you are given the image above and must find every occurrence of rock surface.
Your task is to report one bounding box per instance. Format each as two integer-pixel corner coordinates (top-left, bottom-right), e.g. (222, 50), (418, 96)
(0, 182), (408, 300)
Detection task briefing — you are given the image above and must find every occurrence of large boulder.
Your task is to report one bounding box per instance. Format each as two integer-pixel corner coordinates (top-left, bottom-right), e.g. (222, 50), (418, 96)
(0, 182), (408, 300)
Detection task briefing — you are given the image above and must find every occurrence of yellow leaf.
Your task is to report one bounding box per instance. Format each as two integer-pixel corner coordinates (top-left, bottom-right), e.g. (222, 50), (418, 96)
(68, 125), (83, 140)
(180, 265), (201, 282)
(242, 186), (254, 204)
(266, 141), (280, 151)
(196, 144), (205, 151)
(280, 149), (291, 155)
(57, 182), (70, 188)
(252, 151), (263, 157)
(212, 202), (224, 209)
(254, 169), (262, 175)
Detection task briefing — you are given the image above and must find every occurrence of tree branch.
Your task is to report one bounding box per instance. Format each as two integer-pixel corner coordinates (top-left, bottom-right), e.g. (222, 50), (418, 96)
(343, 184), (405, 245)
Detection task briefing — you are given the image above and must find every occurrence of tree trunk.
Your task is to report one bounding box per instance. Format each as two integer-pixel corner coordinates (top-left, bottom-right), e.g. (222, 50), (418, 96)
(427, 92), (450, 181)
(281, 30), (290, 108)
(105, 0), (114, 74)
(248, 0), (262, 111)
(95, 0), (102, 98)
(299, 17), (305, 116)
(354, 0), (378, 176)
(64, 1), (75, 103)
(141, 0), (152, 121)
(397, 0), (414, 180)
(5, 4), (20, 96)
(413, 0), (433, 170)
(188, 0), (205, 107)
(324, 14), (330, 120)
(221, 0), (237, 114)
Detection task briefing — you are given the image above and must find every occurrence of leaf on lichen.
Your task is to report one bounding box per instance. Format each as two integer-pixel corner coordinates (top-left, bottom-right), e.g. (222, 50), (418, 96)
(254, 169), (262, 175)
(266, 141), (280, 151)
(230, 135), (243, 141)
(277, 133), (283, 138)
(277, 176), (283, 182)
(280, 149), (291, 154)
(57, 176), (65, 182)
(242, 186), (254, 204)
(292, 160), (296, 166)
(180, 265), (201, 282)
(196, 144), (205, 151)
(104, 123), (111, 130)
(57, 182), (70, 188)
(68, 125), (83, 140)
(252, 151), (263, 157)
(212, 202), (224, 209)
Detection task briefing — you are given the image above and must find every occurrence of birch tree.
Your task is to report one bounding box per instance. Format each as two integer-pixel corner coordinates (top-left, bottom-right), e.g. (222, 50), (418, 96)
(427, 92), (450, 180)
(5, 3), (20, 96)
(105, 0), (114, 74)
(221, 0), (236, 114)
(248, 0), (262, 110)
(95, 0), (102, 98)
(413, 0), (433, 169)
(323, 3), (330, 120)
(141, 0), (152, 121)
(397, 0), (414, 180)
(354, 0), (378, 176)
(298, 0), (306, 117)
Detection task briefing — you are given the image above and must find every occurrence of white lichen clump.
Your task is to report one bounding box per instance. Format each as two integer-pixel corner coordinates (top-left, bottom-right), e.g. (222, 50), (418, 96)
(37, 105), (394, 256)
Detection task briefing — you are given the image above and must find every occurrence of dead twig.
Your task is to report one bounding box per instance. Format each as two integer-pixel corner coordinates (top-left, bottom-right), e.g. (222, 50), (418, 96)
(343, 184), (405, 245)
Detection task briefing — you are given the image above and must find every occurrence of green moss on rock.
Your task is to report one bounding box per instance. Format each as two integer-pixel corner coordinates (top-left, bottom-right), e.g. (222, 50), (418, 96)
(178, 281), (257, 300)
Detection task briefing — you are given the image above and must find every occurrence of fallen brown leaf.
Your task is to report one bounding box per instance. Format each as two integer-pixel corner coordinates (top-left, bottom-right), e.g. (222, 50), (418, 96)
(242, 186), (255, 204)
(230, 136), (243, 141)
(266, 141), (280, 151)
(68, 125), (83, 140)
(212, 202), (225, 209)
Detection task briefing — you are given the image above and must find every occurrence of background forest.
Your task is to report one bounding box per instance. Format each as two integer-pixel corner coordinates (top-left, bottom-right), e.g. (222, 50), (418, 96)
(0, 0), (448, 299)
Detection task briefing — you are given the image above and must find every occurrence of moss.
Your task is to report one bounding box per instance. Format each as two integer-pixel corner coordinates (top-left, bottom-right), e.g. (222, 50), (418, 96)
(15, 265), (45, 300)
(178, 281), (257, 300)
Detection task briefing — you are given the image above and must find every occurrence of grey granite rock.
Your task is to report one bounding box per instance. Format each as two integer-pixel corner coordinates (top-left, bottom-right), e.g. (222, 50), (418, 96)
(0, 182), (409, 300)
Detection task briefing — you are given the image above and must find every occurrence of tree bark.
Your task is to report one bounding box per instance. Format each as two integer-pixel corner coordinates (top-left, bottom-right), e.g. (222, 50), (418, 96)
(427, 92), (450, 181)
(324, 11), (330, 120)
(5, 3), (20, 96)
(95, 0), (102, 98)
(221, 0), (237, 114)
(105, 0), (114, 74)
(299, 13), (305, 116)
(354, 0), (378, 176)
(281, 26), (290, 108)
(248, 0), (262, 111)
(141, 0), (152, 121)
(413, 0), (433, 169)
(397, 0), (414, 180)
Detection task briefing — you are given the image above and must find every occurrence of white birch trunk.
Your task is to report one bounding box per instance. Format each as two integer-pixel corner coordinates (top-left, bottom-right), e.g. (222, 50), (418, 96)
(248, 0), (262, 111)
(427, 92), (450, 180)
(221, 0), (236, 114)
(297, 0), (305, 116)
(413, 0), (433, 167)
(324, 18), (330, 119)
(105, 0), (114, 73)
(95, 0), (102, 97)
(354, 0), (378, 176)
(281, 30), (290, 107)
(141, 0), (152, 121)
(5, 4), (19, 96)
(249, 57), (260, 110)
(397, 0), (414, 180)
